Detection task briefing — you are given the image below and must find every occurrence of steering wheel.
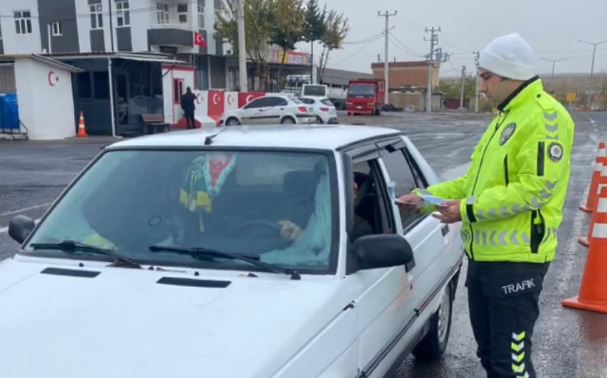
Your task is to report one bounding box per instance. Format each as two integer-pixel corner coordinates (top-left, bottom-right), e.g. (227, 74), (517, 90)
(233, 220), (293, 251)
(234, 220), (283, 236)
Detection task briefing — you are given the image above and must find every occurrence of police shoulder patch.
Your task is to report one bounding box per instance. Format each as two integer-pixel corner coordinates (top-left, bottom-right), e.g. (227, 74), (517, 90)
(548, 142), (564, 162)
(500, 123), (517, 145)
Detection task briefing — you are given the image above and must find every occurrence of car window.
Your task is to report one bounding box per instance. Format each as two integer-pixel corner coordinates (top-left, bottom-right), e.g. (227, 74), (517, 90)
(381, 148), (427, 231)
(25, 150), (336, 273)
(244, 97), (274, 108)
(244, 98), (265, 109)
(321, 99), (334, 106)
(302, 85), (326, 96)
(350, 160), (394, 240)
(289, 97), (303, 104)
(274, 98), (288, 106)
(298, 98), (315, 105)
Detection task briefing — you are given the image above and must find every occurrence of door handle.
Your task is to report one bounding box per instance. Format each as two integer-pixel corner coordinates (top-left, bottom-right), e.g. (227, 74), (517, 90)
(441, 224), (449, 236)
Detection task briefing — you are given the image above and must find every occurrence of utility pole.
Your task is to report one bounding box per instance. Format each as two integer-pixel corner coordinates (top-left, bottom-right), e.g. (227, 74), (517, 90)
(47, 24), (52, 54)
(578, 39), (607, 79)
(237, 0), (248, 91)
(541, 57), (566, 78)
(425, 27), (446, 113)
(473, 50), (480, 112)
(378, 10), (397, 105)
(459, 65), (466, 110)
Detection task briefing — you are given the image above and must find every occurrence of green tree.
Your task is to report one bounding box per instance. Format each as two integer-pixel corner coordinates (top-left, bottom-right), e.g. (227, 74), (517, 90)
(215, 0), (274, 90)
(437, 76), (477, 106)
(270, 0), (306, 89)
(318, 10), (349, 82)
(303, 0), (326, 81)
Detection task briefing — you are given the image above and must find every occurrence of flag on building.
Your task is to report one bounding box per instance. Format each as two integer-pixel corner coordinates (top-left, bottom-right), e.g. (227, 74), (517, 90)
(194, 32), (208, 48)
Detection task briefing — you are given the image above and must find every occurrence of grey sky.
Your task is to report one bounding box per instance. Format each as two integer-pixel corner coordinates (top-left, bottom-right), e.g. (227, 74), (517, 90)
(295, 0), (607, 77)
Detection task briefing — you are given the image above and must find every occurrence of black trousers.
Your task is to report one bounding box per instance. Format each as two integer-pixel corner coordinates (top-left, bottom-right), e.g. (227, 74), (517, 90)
(466, 260), (549, 378)
(184, 111), (195, 129)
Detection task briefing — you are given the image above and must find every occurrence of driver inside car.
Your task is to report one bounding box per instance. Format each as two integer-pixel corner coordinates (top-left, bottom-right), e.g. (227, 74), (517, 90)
(276, 176), (372, 242)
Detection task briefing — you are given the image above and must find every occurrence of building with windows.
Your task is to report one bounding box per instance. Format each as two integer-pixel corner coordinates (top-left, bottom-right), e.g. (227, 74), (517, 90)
(0, 0), (224, 136)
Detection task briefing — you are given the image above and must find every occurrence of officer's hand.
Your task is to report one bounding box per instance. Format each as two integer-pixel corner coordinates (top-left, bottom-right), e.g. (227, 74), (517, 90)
(278, 220), (303, 241)
(395, 194), (423, 213)
(433, 200), (462, 224)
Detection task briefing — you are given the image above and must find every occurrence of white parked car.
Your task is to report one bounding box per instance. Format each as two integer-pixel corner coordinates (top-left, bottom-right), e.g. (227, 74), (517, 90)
(299, 96), (338, 124)
(219, 95), (315, 126)
(3, 125), (464, 378)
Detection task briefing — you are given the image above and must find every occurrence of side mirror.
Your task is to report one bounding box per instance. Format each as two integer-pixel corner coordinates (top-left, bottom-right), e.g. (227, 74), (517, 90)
(352, 234), (415, 272)
(8, 215), (35, 244)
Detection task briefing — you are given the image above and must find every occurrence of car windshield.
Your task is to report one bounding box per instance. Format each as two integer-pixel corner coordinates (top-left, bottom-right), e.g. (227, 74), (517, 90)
(302, 85), (326, 96)
(348, 84), (375, 98)
(25, 150), (336, 273)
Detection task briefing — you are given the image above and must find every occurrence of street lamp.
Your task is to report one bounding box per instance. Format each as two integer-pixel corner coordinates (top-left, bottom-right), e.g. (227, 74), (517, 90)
(578, 39), (607, 78)
(541, 57), (566, 78)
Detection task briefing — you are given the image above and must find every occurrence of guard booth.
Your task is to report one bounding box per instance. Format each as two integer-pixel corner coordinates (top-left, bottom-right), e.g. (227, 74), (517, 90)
(0, 55), (81, 140)
(55, 53), (184, 137)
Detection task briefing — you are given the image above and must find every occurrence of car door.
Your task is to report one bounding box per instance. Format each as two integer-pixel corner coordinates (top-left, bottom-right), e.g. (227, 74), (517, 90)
(342, 144), (417, 378)
(260, 97), (289, 123)
(247, 97), (283, 124)
(238, 97), (264, 124)
(378, 138), (456, 329)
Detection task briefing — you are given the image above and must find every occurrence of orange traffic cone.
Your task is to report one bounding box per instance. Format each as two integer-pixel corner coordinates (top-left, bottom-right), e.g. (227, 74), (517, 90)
(77, 111), (88, 138)
(579, 163), (607, 247)
(563, 187), (607, 314)
(580, 149), (605, 213)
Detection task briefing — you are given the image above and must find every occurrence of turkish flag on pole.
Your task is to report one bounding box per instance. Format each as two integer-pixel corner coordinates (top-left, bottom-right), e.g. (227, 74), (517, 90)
(194, 32), (208, 48)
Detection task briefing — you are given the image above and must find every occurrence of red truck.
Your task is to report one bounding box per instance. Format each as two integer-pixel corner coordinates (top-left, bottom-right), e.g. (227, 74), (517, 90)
(346, 79), (385, 116)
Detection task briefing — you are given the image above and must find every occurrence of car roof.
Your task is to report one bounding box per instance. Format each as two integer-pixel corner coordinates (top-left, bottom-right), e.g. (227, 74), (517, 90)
(108, 125), (402, 150)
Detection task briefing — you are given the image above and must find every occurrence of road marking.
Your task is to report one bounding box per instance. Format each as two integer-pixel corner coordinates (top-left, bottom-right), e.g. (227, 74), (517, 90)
(0, 203), (51, 217)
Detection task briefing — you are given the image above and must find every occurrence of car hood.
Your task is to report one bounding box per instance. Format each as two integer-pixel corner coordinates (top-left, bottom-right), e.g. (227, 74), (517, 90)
(0, 257), (352, 378)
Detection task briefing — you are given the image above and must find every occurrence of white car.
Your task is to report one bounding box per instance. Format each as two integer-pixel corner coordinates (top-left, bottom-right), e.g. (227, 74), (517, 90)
(219, 95), (316, 126)
(299, 96), (338, 124)
(3, 125), (464, 378)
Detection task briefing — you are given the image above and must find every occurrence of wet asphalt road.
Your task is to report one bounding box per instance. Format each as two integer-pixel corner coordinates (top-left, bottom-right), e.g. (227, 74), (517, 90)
(1, 112), (606, 377)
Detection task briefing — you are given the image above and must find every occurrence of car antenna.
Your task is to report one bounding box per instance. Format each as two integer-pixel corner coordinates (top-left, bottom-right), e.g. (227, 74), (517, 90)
(204, 127), (229, 145)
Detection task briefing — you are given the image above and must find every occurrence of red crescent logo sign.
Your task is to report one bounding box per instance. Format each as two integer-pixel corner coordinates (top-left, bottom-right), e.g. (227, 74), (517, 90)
(245, 94), (254, 103)
(48, 71), (59, 87)
(227, 94), (235, 105)
(212, 93), (220, 105)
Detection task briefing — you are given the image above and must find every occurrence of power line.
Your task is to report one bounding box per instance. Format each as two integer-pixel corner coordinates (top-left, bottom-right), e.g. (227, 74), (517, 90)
(388, 31), (423, 57)
(343, 31), (385, 45)
(331, 35), (383, 65)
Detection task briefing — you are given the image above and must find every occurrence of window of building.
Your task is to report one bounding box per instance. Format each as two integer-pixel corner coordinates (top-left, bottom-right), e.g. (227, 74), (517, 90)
(115, 0), (130, 27)
(89, 1), (103, 30)
(89, 0), (103, 29)
(77, 73), (92, 99)
(93, 72), (109, 99)
(197, 0), (205, 28)
(177, 3), (188, 24)
(51, 21), (63, 36)
(156, 3), (169, 24)
(14, 10), (32, 35)
(173, 79), (184, 104)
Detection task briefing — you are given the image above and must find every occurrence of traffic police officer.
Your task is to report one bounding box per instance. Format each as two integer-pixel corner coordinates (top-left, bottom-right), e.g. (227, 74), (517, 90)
(398, 33), (575, 377)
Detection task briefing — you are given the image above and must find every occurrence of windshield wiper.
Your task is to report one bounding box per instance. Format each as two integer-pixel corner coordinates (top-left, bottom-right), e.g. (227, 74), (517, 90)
(30, 240), (142, 269)
(149, 244), (301, 280)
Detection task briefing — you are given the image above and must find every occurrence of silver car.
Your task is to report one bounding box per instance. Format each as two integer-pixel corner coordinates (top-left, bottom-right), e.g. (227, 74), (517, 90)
(219, 95), (316, 126)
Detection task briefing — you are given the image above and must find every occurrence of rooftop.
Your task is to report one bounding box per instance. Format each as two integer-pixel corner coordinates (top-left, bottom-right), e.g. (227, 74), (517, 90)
(108, 125), (402, 150)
